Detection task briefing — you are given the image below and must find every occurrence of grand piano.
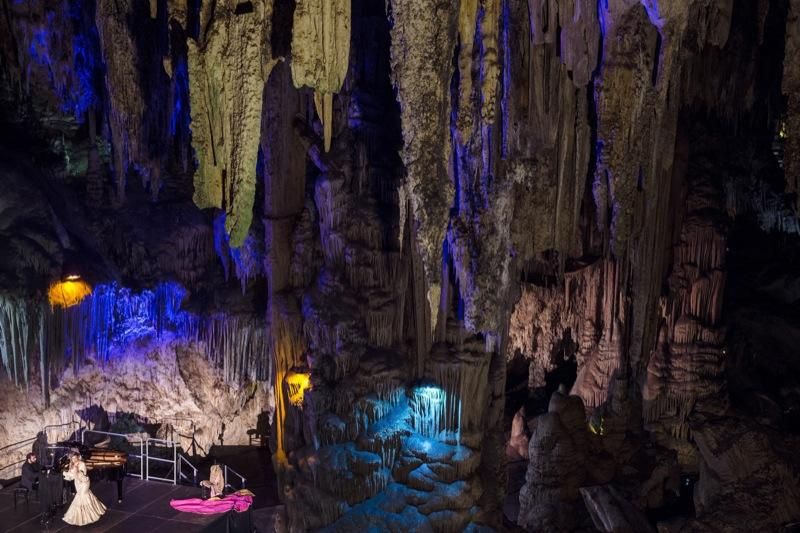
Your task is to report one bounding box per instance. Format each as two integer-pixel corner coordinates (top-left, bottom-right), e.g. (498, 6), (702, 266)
(55, 441), (128, 503)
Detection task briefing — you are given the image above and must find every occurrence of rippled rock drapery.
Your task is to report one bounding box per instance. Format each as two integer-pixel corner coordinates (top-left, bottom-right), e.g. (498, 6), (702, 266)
(643, 165), (728, 463)
(187, 0), (276, 246)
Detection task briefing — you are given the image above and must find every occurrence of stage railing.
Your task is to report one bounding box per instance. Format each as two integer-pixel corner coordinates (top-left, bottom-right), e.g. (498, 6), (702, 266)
(0, 419), (83, 478)
(223, 464), (246, 490)
(0, 437), (36, 479)
(145, 437), (178, 484)
(178, 453), (198, 485)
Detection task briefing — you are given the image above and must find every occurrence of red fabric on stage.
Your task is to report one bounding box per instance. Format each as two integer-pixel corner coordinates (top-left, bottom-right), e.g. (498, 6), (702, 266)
(170, 493), (253, 514)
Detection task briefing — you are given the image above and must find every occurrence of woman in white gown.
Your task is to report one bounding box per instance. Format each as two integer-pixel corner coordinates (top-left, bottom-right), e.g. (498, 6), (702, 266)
(62, 452), (107, 526)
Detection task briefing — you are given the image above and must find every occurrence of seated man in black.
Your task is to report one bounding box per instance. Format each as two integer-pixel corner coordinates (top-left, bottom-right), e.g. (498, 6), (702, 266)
(21, 453), (40, 492)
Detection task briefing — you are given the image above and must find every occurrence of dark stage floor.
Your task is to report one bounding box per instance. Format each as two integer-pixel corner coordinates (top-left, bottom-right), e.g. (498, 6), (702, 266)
(0, 478), (231, 533)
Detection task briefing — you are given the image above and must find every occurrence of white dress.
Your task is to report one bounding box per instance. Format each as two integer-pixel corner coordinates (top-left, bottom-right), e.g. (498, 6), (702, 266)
(62, 461), (107, 526)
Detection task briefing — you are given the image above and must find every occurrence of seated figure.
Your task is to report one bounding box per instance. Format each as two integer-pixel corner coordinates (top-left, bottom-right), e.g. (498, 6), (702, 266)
(200, 464), (224, 498)
(21, 453), (40, 492)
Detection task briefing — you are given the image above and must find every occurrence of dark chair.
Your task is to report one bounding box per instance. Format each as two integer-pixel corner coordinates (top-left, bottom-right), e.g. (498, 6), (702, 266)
(13, 487), (29, 509)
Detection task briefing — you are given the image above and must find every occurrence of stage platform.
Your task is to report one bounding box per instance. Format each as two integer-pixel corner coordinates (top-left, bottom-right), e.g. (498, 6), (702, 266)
(0, 477), (233, 533)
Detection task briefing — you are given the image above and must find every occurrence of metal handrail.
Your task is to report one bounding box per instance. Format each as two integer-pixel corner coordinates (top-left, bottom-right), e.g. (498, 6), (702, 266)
(43, 420), (82, 442)
(145, 438), (177, 484)
(82, 429), (145, 479)
(223, 464), (246, 490)
(178, 453), (198, 485)
(0, 420), (82, 475)
(0, 458), (25, 478)
(0, 436), (36, 454)
(0, 437), (36, 478)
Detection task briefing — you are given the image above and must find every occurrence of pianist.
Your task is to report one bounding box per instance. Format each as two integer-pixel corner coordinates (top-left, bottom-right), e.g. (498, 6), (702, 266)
(21, 453), (40, 492)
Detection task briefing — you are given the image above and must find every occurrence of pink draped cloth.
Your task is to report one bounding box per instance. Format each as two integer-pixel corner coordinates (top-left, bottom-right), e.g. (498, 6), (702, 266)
(170, 493), (253, 514)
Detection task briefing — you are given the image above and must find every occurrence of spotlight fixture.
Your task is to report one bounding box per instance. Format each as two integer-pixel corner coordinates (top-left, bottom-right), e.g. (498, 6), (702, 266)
(285, 369), (312, 407)
(48, 279), (92, 308)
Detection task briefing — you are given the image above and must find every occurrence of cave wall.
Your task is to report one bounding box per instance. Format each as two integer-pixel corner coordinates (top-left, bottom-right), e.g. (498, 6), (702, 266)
(0, 334), (272, 478)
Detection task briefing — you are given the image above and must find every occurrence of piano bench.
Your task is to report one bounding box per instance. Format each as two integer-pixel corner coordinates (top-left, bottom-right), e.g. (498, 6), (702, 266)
(13, 487), (29, 509)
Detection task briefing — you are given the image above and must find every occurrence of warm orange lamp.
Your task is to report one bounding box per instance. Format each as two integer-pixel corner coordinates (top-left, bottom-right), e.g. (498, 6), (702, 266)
(48, 275), (92, 308)
(285, 370), (311, 407)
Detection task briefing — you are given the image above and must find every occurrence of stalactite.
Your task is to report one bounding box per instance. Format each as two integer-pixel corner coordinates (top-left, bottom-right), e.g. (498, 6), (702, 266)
(187, 0), (276, 246)
(0, 296), (32, 387)
(456, 0), (479, 140)
(290, 0), (351, 152)
(95, 0), (146, 204)
(479, 0), (501, 126)
(201, 314), (271, 383)
(390, 0), (459, 333)
(409, 385), (448, 439)
(3, 283), (268, 408)
(782, 0), (799, 211)
(643, 168), (729, 439)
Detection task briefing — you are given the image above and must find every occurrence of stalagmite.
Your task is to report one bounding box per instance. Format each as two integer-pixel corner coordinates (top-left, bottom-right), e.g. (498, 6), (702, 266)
(290, 0), (351, 152)
(188, 0), (276, 246)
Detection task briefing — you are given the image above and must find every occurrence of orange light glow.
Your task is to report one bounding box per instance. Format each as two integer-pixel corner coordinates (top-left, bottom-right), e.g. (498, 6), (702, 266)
(48, 280), (92, 308)
(285, 371), (311, 407)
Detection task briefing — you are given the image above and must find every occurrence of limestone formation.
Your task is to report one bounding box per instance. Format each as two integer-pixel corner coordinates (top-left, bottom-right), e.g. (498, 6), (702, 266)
(784, 0), (800, 211)
(188, 0), (276, 246)
(0, 337), (272, 476)
(95, 0), (147, 203)
(0, 0), (799, 531)
(390, 0), (459, 335)
(290, 0), (351, 152)
(518, 389), (590, 531)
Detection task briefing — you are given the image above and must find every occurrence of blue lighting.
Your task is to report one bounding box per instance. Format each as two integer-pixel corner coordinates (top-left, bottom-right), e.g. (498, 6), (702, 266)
(414, 386), (445, 401)
(45, 281), (270, 384)
(500, 0), (510, 158)
(169, 56), (189, 137)
(213, 211), (263, 291)
(598, 0), (609, 37)
(80, 282), (195, 362)
(409, 384), (448, 440)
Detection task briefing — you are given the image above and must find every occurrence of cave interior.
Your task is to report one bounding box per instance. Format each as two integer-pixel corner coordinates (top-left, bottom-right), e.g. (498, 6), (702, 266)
(1, 0), (800, 531)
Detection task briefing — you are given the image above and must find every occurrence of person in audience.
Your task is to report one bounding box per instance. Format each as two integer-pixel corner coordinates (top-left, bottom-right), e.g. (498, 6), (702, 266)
(21, 453), (40, 492)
